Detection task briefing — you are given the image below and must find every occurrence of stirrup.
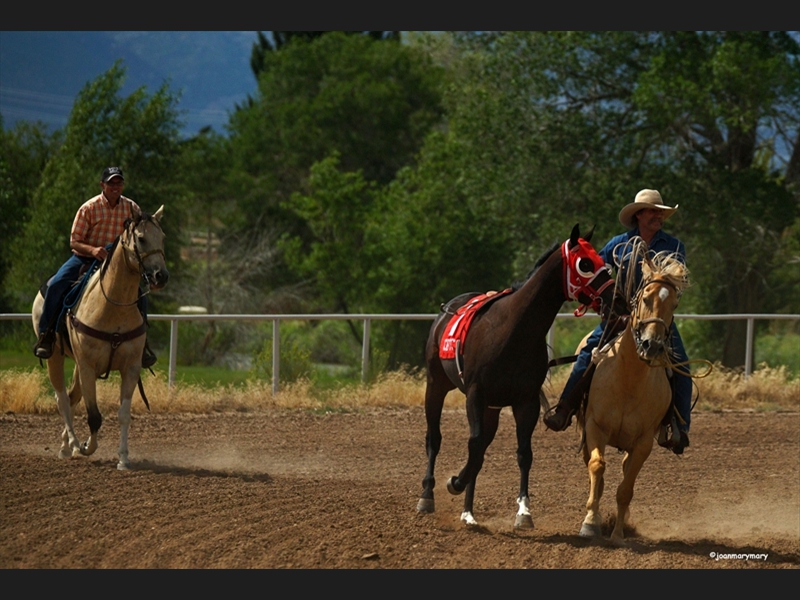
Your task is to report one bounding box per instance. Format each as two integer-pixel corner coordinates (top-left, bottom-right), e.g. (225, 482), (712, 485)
(141, 346), (157, 369)
(33, 331), (55, 359)
(657, 414), (682, 449)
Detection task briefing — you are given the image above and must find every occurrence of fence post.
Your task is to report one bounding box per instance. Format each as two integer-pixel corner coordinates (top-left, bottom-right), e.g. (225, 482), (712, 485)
(272, 318), (280, 395)
(362, 318), (371, 382)
(168, 318), (178, 388)
(745, 317), (755, 378)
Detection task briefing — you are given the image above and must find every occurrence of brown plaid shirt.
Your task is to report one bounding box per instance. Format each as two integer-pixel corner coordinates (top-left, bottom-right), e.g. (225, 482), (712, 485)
(70, 193), (141, 256)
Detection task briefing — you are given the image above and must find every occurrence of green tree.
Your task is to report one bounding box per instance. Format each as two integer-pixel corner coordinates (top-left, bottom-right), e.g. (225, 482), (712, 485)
(364, 131), (514, 367)
(226, 31), (445, 260)
(0, 119), (63, 311)
(248, 31), (401, 81)
(4, 61), (183, 311)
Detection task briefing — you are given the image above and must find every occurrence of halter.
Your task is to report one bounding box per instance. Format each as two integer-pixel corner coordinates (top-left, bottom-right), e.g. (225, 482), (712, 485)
(561, 238), (614, 317)
(100, 214), (166, 306)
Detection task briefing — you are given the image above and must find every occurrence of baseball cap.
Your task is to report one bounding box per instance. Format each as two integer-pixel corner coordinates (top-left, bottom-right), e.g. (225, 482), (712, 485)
(101, 166), (125, 183)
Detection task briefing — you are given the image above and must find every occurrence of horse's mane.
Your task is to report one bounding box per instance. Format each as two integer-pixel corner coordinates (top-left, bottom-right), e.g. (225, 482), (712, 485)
(643, 250), (690, 295)
(511, 241), (560, 292)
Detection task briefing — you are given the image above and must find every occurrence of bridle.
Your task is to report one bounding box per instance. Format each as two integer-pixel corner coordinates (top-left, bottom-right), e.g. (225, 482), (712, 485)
(100, 214), (166, 307)
(631, 277), (678, 365)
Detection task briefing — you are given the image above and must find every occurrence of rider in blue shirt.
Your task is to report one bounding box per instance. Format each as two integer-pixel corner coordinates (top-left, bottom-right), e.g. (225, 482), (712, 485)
(544, 189), (692, 454)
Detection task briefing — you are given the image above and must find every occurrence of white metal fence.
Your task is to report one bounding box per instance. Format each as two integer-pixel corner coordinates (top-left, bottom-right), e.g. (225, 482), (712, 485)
(3, 312), (798, 393)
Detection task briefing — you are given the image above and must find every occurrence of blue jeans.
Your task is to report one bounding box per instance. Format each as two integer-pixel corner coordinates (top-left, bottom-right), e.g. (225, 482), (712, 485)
(38, 254), (95, 334)
(561, 320), (692, 432)
(39, 248), (148, 335)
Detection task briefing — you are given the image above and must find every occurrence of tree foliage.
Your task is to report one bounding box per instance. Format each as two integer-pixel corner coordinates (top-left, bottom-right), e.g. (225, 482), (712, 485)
(0, 120), (63, 311)
(226, 32), (445, 248)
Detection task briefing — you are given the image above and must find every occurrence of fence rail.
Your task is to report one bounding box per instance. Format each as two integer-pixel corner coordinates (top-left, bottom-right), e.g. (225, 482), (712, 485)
(3, 312), (798, 393)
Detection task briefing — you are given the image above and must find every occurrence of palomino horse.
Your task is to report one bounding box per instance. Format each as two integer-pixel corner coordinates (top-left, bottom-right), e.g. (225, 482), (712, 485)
(31, 206), (169, 470)
(578, 248), (689, 545)
(417, 224), (618, 528)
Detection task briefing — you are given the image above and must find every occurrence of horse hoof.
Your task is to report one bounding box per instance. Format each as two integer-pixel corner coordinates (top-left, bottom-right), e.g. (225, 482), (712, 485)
(515, 514), (534, 529)
(579, 522), (602, 538)
(117, 461), (131, 471)
(416, 498), (435, 513)
(446, 476), (463, 496)
(610, 535), (628, 548)
(460, 511), (478, 527)
(58, 449), (71, 459)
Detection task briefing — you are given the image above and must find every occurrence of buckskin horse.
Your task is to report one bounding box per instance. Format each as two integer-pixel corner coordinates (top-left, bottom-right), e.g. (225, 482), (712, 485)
(31, 206), (169, 470)
(416, 224), (618, 528)
(577, 247), (689, 545)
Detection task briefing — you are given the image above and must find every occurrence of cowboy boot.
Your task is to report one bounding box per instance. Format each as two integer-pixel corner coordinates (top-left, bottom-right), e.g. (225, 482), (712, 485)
(544, 364), (596, 432)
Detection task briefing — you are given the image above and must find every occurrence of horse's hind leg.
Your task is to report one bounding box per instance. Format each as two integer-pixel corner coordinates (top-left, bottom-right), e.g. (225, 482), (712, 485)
(48, 355), (81, 458)
(512, 399), (538, 529)
(459, 407), (500, 527)
(417, 372), (451, 513)
(447, 393), (488, 498)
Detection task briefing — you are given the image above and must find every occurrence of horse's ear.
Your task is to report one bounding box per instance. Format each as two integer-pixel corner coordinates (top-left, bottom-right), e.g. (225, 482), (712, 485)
(570, 223), (580, 246)
(130, 204), (142, 222)
(642, 254), (655, 276)
(153, 205), (164, 223)
(583, 225), (595, 243)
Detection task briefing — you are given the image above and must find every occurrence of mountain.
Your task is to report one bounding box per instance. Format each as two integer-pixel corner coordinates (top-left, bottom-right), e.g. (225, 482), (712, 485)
(0, 31), (259, 137)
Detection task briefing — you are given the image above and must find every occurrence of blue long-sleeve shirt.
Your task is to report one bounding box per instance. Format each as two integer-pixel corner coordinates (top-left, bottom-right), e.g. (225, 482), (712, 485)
(599, 227), (686, 291)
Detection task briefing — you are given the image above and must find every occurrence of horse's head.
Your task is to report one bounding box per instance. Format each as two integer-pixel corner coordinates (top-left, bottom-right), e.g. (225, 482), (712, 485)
(632, 251), (689, 365)
(563, 224), (616, 317)
(122, 205), (170, 290)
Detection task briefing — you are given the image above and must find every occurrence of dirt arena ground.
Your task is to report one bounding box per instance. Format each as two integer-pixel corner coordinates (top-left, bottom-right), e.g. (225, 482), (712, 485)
(1, 407), (798, 570)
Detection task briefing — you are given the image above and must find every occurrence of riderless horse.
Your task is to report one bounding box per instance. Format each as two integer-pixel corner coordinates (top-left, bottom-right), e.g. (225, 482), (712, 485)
(417, 224), (618, 528)
(577, 246), (689, 545)
(31, 206), (169, 470)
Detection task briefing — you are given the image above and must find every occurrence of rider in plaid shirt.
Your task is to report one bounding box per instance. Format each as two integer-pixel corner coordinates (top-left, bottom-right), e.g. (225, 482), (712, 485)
(34, 167), (157, 368)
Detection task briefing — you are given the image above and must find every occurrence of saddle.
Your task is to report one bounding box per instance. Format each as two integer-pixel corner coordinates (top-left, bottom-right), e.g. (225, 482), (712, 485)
(39, 261), (101, 343)
(438, 289), (513, 391)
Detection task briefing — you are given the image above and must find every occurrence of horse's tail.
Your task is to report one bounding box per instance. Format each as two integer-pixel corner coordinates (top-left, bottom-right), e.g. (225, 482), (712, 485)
(538, 389), (550, 416)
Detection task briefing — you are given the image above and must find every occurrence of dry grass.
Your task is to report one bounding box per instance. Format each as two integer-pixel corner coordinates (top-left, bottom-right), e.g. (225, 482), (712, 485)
(1, 361), (797, 417)
(543, 361), (799, 413)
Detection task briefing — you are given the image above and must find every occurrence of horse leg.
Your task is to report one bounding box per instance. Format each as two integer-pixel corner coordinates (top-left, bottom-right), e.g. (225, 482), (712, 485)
(447, 392), (486, 499)
(511, 399), (538, 529)
(75, 364), (102, 457)
(47, 353), (81, 459)
(610, 442), (652, 546)
(459, 407), (500, 526)
(116, 365), (140, 470)
(417, 370), (452, 513)
(580, 425), (606, 538)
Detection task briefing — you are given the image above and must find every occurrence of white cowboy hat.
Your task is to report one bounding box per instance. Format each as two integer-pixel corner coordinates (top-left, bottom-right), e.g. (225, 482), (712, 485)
(618, 189), (678, 229)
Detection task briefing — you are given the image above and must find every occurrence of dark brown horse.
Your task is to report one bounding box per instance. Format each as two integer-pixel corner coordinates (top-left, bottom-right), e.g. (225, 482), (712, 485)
(416, 224), (617, 528)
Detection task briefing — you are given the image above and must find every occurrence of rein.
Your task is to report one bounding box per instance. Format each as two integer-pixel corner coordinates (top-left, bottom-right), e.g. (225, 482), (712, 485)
(99, 218), (165, 306)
